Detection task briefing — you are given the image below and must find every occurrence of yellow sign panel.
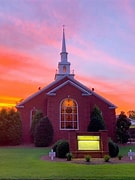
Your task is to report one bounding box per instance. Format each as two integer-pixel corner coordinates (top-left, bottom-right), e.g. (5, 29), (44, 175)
(77, 135), (100, 141)
(77, 135), (100, 150)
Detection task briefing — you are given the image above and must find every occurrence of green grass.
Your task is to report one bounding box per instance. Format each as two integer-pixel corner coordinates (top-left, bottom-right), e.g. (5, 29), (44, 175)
(0, 145), (134, 179)
(119, 144), (135, 155)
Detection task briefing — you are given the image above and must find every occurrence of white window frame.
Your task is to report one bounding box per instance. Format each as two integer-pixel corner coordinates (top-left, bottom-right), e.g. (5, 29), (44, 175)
(30, 107), (37, 128)
(60, 98), (79, 130)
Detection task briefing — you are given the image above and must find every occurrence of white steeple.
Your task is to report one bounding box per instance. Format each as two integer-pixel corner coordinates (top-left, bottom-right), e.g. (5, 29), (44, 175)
(55, 27), (74, 80)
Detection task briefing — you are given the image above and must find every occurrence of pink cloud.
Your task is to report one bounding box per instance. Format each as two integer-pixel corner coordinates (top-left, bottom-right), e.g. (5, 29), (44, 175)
(0, 45), (55, 84)
(69, 39), (135, 78)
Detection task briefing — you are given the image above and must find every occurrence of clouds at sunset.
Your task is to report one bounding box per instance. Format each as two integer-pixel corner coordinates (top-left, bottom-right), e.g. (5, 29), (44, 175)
(0, 0), (135, 113)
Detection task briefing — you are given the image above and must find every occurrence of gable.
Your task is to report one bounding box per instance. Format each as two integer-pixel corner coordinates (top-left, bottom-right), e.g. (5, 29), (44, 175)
(46, 80), (92, 96)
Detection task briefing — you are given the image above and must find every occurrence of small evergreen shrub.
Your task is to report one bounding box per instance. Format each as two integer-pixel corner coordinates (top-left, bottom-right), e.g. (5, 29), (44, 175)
(54, 140), (69, 158)
(66, 152), (72, 161)
(87, 105), (106, 132)
(104, 155), (110, 162)
(118, 154), (123, 160)
(34, 116), (54, 147)
(108, 139), (119, 158)
(84, 155), (91, 162)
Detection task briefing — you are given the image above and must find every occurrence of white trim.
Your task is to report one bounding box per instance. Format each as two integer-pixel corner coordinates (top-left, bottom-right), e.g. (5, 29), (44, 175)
(16, 105), (24, 108)
(59, 98), (79, 130)
(47, 80), (91, 96)
(30, 107), (37, 128)
(109, 106), (117, 109)
(82, 93), (91, 96)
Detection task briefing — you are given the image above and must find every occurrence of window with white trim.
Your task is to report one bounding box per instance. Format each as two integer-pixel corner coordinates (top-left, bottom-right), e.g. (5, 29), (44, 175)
(60, 98), (78, 130)
(30, 107), (37, 127)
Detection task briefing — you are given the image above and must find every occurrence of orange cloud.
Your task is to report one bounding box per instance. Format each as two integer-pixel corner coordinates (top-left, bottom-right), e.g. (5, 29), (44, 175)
(76, 74), (135, 114)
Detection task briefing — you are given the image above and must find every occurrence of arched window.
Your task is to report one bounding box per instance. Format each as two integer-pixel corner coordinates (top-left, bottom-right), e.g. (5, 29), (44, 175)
(60, 98), (78, 130)
(30, 107), (37, 127)
(63, 66), (66, 73)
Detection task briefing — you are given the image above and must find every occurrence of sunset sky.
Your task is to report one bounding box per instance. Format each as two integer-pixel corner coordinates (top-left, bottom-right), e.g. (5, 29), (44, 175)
(0, 0), (135, 114)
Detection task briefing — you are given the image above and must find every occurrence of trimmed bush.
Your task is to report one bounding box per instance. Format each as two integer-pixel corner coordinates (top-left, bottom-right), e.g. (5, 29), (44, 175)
(84, 155), (91, 162)
(52, 139), (69, 158)
(52, 139), (65, 157)
(118, 154), (123, 160)
(104, 155), (110, 162)
(34, 116), (54, 147)
(108, 140), (119, 158)
(57, 140), (69, 158)
(66, 152), (72, 161)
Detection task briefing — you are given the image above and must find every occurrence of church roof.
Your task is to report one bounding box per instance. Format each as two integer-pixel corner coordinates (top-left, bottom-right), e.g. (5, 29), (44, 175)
(16, 75), (117, 109)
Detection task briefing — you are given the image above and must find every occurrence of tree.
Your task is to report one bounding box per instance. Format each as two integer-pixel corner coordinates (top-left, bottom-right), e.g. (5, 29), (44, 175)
(0, 108), (22, 145)
(127, 110), (135, 120)
(7, 108), (22, 145)
(87, 105), (106, 132)
(30, 110), (44, 141)
(34, 116), (54, 147)
(116, 111), (131, 144)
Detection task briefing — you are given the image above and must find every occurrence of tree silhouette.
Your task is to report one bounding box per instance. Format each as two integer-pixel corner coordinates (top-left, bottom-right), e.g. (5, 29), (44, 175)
(0, 108), (22, 145)
(116, 111), (131, 143)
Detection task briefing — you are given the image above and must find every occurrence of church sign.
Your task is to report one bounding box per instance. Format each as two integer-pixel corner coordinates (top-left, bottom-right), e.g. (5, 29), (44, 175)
(68, 131), (108, 158)
(77, 135), (100, 151)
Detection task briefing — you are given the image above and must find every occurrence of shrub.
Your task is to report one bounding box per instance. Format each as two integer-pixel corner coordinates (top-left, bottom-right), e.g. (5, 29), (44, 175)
(104, 155), (110, 162)
(66, 152), (72, 161)
(108, 139), (119, 158)
(53, 140), (69, 158)
(52, 139), (65, 157)
(118, 154), (123, 160)
(84, 155), (91, 162)
(34, 116), (54, 147)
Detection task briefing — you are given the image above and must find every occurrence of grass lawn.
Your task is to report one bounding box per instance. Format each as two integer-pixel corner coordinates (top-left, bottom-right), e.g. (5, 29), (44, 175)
(0, 145), (135, 180)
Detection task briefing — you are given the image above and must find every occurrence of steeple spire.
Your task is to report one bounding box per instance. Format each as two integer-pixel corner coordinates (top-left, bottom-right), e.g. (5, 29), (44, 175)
(62, 26), (66, 52)
(55, 27), (74, 80)
(60, 26), (68, 62)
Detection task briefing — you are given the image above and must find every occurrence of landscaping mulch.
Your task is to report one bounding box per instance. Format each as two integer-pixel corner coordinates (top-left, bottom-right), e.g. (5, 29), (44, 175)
(41, 155), (135, 165)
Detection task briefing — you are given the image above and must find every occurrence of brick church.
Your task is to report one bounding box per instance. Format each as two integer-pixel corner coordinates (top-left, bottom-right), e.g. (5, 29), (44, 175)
(17, 29), (117, 144)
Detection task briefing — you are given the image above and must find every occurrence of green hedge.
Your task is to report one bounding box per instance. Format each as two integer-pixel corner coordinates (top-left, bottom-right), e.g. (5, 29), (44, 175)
(108, 140), (119, 158)
(52, 139), (69, 158)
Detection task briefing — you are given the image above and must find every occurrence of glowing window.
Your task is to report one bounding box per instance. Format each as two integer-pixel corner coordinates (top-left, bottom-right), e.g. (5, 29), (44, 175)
(77, 135), (100, 150)
(63, 66), (66, 72)
(60, 98), (78, 130)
